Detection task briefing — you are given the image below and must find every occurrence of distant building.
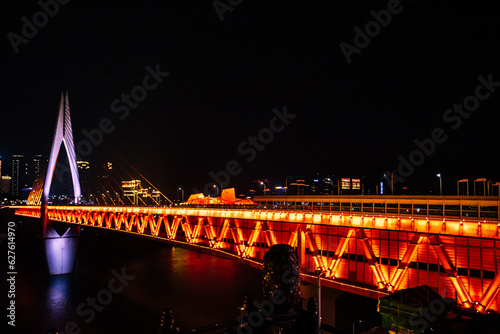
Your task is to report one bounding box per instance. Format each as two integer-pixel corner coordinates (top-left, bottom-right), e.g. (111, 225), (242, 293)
(11, 154), (45, 200)
(249, 179), (271, 196)
(1, 176), (10, 195)
(456, 178), (499, 196)
(274, 186), (286, 195)
(11, 155), (26, 198)
(457, 179), (469, 196)
(492, 182), (500, 196)
(283, 175), (364, 195)
(288, 179), (309, 195)
(310, 174), (335, 195)
(33, 155), (43, 177)
(474, 178), (491, 196)
(339, 177), (362, 195)
(122, 180), (141, 205)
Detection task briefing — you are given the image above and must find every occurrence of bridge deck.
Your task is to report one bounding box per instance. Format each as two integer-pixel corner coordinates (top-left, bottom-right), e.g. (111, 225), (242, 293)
(11, 199), (500, 313)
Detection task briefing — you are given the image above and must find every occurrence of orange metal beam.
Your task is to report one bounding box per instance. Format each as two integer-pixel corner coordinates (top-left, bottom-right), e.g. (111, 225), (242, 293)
(149, 215), (164, 236)
(203, 217), (218, 248)
(168, 216), (182, 239)
(388, 233), (424, 292)
(214, 218), (230, 249)
(287, 226), (299, 248)
(228, 219), (246, 256)
(137, 214), (149, 233)
(327, 229), (355, 278)
(477, 272), (500, 312)
(180, 217), (193, 242)
(262, 221), (278, 248)
(428, 235), (473, 308)
(304, 228), (327, 272)
(356, 229), (388, 290)
(242, 221), (262, 258)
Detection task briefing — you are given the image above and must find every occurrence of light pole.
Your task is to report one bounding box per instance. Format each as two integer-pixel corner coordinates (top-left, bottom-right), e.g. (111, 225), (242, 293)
(353, 320), (362, 334)
(177, 186), (184, 202)
(437, 174), (442, 195)
(213, 184), (219, 197)
(315, 267), (322, 333)
(260, 181), (267, 196)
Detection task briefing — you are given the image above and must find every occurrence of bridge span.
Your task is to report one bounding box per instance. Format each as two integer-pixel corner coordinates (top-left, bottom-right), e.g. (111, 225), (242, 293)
(13, 194), (500, 313)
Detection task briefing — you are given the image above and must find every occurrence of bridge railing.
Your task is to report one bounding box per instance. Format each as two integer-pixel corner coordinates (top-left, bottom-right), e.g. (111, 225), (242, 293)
(253, 195), (500, 220)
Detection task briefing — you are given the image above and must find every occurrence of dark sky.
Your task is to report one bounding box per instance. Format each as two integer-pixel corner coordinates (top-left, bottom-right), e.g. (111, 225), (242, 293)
(1, 1), (499, 198)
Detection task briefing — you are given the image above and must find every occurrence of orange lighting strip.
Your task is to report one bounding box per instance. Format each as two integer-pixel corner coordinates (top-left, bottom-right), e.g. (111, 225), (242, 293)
(327, 229), (356, 278)
(388, 233), (424, 292)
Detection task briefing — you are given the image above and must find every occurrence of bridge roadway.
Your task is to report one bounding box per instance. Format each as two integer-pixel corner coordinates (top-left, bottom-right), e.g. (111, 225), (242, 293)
(13, 195), (500, 313)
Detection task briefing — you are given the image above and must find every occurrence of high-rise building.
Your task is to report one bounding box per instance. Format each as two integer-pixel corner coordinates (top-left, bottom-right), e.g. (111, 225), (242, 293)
(11, 154), (45, 200)
(310, 173), (335, 195)
(457, 179), (469, 196)
(492, 182), (500, 196)
(474, 178), (491, 196)
(338, 177), (363, 195)
(11, 155), (26, 198)
(33, 155), (43, 177)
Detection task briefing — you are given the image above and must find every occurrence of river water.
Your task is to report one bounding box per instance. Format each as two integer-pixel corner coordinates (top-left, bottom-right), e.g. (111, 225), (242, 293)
(2, 215), (383, 334)
(2, 218), (265, 334)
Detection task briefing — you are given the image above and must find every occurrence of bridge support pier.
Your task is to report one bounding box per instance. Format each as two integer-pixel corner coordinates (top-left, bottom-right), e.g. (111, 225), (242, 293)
(44, 223), (80, 275)
(42, 202), (79, 275)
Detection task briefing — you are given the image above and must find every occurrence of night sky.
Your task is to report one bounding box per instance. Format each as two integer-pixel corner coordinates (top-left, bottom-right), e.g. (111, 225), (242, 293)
(1, 1), (499, 198)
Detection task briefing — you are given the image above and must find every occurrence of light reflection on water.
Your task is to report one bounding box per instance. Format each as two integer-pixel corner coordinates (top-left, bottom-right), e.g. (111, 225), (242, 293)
(44, 275), (73, 327)
(15, 230), (264, 333)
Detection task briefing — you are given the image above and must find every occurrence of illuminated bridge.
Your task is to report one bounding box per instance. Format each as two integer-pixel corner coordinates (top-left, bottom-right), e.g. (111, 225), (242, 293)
(14, 194), (500, 313)
(7, 92), (500, 316)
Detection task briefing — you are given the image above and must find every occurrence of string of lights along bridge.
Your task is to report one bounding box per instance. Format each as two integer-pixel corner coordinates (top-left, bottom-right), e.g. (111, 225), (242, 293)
(10, 93), (500, 317)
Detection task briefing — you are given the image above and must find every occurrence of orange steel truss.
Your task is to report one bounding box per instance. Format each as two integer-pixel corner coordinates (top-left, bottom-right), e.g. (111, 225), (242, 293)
(14, 205), (500, 312)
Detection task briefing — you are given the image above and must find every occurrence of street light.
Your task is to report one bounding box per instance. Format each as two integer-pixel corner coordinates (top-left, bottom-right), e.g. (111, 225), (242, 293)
(437, 174), (442, 195)
(315, 267), (322, 334)
(260, 181), (267, 196)
(213, 184), (219, 197)
(353, 320), (362, 334)
(177, 186), (184, 202)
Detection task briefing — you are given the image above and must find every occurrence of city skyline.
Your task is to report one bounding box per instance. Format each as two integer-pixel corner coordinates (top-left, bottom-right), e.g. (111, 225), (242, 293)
(1, 148), (499, 201)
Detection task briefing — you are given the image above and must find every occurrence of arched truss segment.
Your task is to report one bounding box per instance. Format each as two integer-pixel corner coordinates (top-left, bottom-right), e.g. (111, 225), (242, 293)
(13, 206), (500, 313)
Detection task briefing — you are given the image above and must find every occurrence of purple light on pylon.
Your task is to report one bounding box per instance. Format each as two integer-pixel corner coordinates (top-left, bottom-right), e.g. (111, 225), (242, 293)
(43, 92), (81, 203)
(45, 236), (79, 275)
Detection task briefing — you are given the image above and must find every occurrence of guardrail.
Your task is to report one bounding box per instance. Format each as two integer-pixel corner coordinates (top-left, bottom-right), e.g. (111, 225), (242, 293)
(253, 195), (500, 220)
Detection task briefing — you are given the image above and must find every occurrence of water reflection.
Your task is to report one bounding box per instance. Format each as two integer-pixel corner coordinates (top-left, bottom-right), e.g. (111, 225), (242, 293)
(44, 274), (74, 328)
(16, 231), (265, 332)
